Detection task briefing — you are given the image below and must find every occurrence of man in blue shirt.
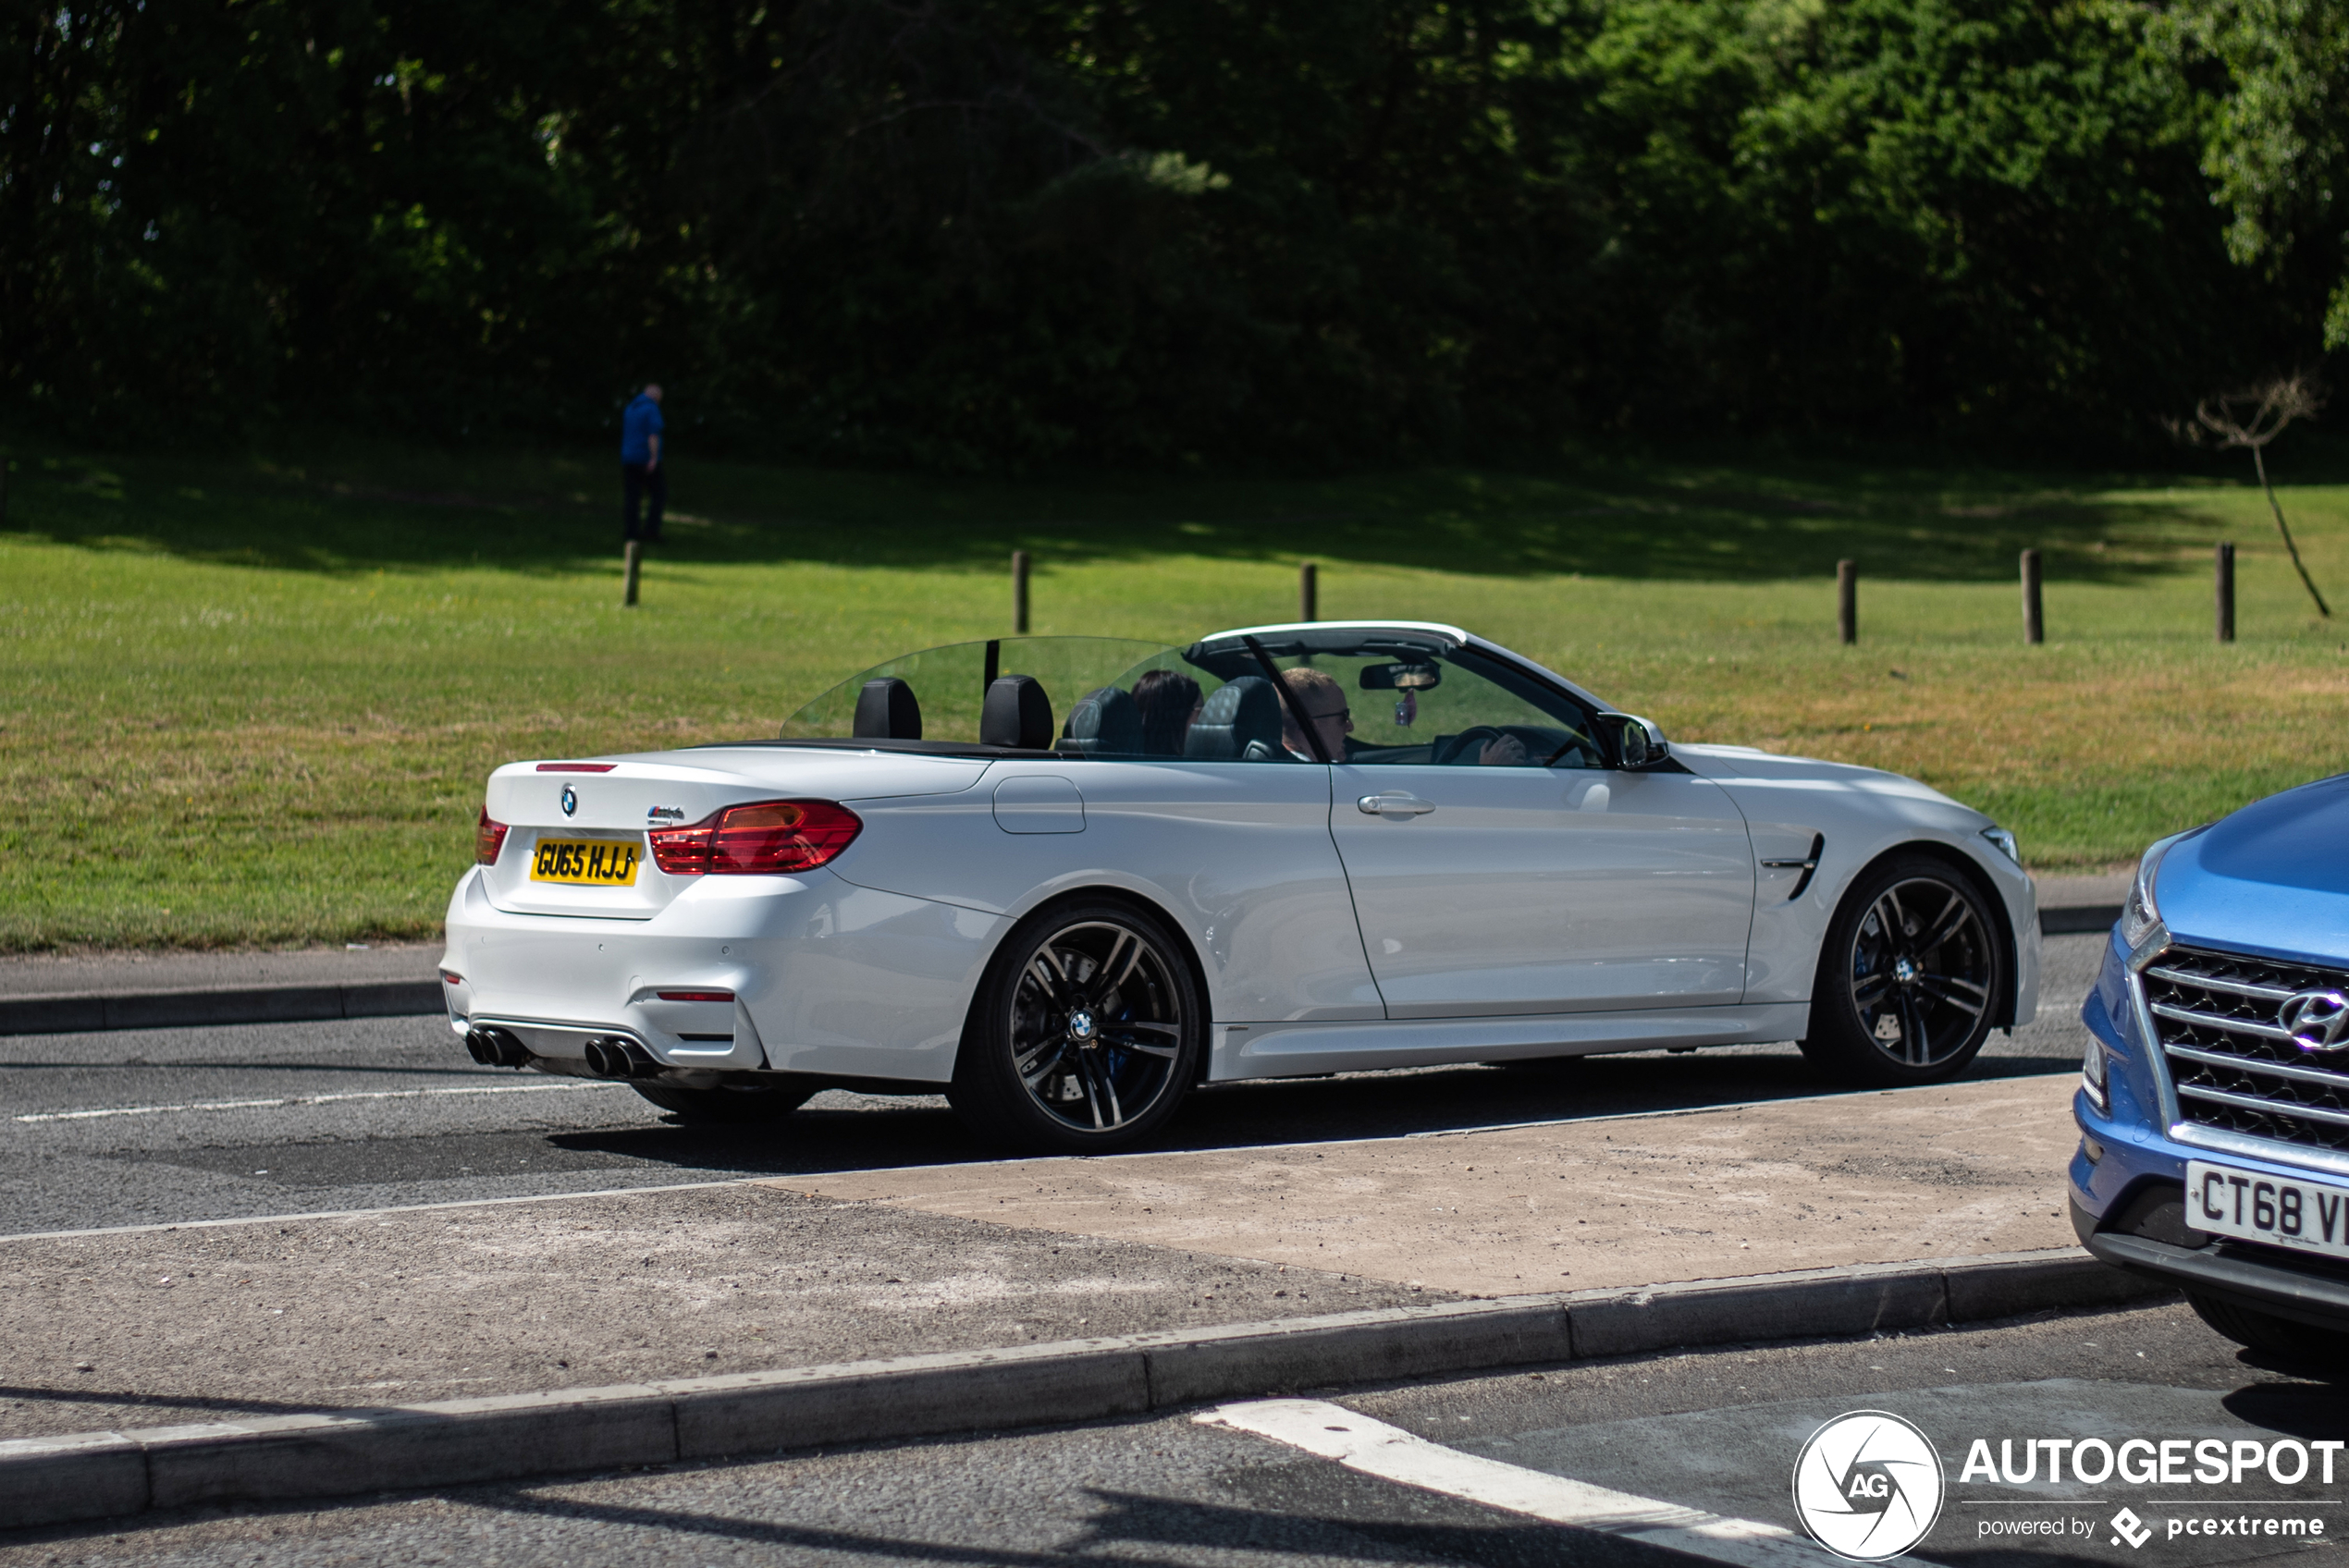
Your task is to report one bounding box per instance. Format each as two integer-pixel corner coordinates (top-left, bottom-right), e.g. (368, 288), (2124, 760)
(621, 384), (665, 545)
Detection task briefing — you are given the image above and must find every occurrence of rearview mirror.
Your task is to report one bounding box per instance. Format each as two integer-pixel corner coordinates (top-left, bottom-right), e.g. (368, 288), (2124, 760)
(1599, 713), (1671, 770)
(1359, 662), (1442, 692)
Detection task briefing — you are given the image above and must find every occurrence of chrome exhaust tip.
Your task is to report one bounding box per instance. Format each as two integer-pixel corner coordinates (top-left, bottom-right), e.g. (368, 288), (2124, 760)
(583, 1036), (655, 1079)
(465, 1028), (530, 1069)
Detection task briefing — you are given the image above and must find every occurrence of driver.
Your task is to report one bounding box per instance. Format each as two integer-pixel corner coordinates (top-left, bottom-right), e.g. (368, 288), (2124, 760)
(1279, 668), (1353, 761)
(1282, 664), (1532, 765)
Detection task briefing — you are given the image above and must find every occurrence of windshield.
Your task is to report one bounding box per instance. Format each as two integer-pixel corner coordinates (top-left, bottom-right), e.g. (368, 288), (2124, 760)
(781, 637), (1206, 746)
(776, 626), (1597, 765)
(1187, 628), (1600, 767)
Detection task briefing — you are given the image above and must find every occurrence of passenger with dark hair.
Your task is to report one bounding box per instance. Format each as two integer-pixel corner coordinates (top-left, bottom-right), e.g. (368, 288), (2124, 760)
(1132, 669), (1202, 756)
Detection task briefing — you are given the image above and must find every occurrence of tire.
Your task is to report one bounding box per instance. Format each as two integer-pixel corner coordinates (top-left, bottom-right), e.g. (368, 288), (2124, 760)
(631, 1083), (818, 1124)
(2188, 1292), (2349, 1366)
(1797, 853), (2006, 1087)
(948, 898), (1205, 1154)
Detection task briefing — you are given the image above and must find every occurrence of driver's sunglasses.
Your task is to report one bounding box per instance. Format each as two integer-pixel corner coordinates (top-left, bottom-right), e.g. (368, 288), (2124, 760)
(1310, 706), (1353, 728)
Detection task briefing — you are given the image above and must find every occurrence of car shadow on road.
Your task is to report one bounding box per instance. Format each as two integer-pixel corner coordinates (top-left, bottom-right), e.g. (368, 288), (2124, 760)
(542, 1048), (2082, 1181)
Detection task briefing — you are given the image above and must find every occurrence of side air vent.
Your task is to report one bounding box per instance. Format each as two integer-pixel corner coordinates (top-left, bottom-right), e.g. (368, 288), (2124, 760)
(1758, 834), (1825, 900)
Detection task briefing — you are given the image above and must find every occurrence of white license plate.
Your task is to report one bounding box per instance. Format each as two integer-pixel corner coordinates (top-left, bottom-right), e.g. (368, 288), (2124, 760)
(2186, 1159), (2349, 1257)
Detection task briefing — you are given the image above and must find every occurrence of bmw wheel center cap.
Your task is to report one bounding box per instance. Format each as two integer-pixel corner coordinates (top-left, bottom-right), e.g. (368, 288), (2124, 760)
(1068, 1009), (1097, 1043)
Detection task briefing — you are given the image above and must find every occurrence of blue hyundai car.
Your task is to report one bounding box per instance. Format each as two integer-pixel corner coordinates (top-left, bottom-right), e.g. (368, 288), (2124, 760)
(2074, 775), (2349, 1358)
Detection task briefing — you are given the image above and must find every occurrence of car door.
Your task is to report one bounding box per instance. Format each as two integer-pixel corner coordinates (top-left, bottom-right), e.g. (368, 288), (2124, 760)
(1318, 649), (1756, 1019)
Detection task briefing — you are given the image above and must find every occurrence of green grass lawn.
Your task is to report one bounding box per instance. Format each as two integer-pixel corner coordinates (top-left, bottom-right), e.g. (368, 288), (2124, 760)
(5, 432), (2347, 950)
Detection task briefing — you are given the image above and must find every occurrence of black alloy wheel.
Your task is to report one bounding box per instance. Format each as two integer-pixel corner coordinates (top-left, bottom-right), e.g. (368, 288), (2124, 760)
(1799, 855), (2005, 1086)
(632, 1083), (818, 1123)
(949, 900), (1203, 1153)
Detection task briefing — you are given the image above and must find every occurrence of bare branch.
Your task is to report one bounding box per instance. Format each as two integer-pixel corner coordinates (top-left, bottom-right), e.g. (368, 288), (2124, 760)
(2188, 372), (2326, 452)
(2179, 373), (2331, 617)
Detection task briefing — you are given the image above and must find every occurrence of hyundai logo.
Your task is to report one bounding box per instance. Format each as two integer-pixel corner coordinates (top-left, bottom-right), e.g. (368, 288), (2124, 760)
(2281, 989), (2349, 1052)
(560, 785), (578, 818)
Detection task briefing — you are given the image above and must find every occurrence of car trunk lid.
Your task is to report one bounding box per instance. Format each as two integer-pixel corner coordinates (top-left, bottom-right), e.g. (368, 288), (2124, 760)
(479, 748), (987, 919)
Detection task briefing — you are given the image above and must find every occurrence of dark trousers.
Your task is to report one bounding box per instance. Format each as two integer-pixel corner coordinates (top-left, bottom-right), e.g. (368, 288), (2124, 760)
(622, 461), (666, 543)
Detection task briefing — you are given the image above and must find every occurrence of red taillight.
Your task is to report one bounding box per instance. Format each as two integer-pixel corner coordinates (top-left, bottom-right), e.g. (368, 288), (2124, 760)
(441, 971), (465, 986)
(476, 808), (510, 865)
(535, 763), (617, 773)
(648, 800), (862, 876)
(657, 989), (734, 1002)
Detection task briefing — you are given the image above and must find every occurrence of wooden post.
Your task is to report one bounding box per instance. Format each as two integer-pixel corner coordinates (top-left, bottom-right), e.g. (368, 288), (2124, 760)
(2216, 541), (2236, 643)
(2021, 548), (2044, 644)
(1012, 549), (1031, 634)
(622, 541), (641, 607)
(1299, 561), (1318, 622)
(1836, 559), (1857, 645)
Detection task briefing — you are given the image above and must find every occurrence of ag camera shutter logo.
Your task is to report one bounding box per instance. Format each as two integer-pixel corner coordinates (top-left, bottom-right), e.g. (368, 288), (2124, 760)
(1792, 1411), (1946, 1561)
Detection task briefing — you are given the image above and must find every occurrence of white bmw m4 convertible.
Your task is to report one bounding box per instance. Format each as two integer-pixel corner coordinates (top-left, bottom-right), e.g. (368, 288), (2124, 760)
(440, 621), (2039, 1152)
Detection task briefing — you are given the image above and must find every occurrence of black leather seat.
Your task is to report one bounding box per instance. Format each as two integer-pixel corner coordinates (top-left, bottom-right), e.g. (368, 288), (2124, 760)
(1060, 687), (1144, 756)
(981, 675), (1054, 750)
(852, 677), (922, 741)
(1183, 676), (1290, 762)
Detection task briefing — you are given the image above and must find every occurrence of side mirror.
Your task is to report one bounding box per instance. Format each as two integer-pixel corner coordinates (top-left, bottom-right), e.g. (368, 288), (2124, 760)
(1599, 713), (1671, 770)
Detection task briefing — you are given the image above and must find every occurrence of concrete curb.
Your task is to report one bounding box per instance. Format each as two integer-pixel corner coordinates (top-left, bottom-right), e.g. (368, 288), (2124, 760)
(0, 980), (440, 1037)
(0, 1247), (2171, 1531)
(2041, 904), (2121, 937)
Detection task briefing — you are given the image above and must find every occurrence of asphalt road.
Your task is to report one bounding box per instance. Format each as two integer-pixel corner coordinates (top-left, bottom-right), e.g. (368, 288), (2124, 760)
(0, 936), (2109, 1239)
(9, 1299), (2344, 1567)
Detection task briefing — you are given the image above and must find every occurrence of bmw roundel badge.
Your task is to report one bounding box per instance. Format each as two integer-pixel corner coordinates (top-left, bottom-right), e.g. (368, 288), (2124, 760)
(560, 785), (578, 818)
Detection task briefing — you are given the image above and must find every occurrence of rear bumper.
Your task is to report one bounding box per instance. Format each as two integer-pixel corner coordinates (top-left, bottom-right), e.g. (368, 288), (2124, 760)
(438, 864), (1008, 1083)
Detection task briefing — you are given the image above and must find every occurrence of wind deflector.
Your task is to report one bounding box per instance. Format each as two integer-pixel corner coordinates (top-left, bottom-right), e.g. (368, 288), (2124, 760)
(779, 637), (1192, 747)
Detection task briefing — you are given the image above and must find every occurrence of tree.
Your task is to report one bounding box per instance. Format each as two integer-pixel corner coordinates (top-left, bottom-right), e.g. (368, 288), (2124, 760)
(2180, 374), (2331, 616)
(2166, 0), (2349, 348)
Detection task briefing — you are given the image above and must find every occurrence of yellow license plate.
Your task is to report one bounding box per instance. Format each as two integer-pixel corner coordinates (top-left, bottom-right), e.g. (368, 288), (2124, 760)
(529, 839), (642, 886)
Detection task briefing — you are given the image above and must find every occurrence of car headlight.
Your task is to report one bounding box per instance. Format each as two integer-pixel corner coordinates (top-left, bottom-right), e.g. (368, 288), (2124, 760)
(2120, 832), (2187, 953)
(1980, 827), (2019, 864)
(2081, 1037), (2109, 1116)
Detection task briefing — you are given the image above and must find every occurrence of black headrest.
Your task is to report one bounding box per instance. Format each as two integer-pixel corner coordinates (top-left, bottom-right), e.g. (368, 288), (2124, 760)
(980, 675), (1053, 749)
(852, 677), (922, 741)
(1183, 676), (1290, 761)
(1060, 686), (1143, 756)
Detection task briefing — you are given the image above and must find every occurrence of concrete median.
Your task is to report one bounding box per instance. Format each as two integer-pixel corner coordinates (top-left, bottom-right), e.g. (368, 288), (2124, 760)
(0, 1247), (2168, 1530)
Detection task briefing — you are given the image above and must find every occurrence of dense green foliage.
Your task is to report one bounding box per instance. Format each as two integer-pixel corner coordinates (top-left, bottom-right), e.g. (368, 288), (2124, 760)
(2, 0), (2341, 466)
(2176, 0), (2349, 349)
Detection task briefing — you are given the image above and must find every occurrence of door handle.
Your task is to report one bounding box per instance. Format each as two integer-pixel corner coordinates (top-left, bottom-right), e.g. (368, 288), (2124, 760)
(1358, 792), (1436, 817)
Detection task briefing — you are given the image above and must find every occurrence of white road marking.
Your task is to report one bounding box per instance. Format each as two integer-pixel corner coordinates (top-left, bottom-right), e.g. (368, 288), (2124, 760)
(1199, 1397), (1893, 1568)
(0, 1174), (769, 1243)
(14, 1080), (621, 1123)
